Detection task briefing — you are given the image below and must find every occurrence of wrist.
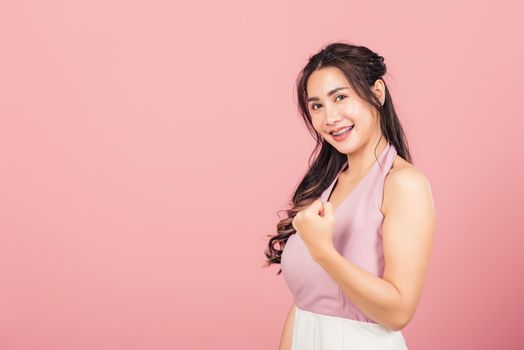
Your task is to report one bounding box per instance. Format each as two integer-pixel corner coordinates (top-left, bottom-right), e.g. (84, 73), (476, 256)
(312, 244), (337, 263)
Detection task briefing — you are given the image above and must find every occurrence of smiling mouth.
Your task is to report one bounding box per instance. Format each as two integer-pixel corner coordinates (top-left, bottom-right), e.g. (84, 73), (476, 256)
(330, 125), (354, 136)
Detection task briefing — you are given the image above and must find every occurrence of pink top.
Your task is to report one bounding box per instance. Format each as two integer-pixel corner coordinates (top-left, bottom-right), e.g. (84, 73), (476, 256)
(281, 142), (397, 323)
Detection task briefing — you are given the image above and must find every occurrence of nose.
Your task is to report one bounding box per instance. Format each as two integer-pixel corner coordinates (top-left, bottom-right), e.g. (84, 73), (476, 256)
(324, 105), (341, 126)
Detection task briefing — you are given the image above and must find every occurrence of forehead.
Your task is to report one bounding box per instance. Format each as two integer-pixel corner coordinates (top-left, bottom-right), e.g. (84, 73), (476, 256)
(306, 66), (353, 96)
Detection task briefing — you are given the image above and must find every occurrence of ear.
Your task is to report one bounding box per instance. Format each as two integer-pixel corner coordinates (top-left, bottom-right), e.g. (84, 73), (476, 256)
(372, 79), (386, 106)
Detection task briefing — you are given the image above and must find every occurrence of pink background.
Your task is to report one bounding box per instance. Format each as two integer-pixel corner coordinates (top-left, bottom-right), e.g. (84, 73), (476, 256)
(1, 1), (522, 349)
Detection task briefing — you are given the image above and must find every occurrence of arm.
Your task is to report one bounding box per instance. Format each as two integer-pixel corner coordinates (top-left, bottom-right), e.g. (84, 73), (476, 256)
(279, 303), (296, 350)
(312, 168), (436, 331)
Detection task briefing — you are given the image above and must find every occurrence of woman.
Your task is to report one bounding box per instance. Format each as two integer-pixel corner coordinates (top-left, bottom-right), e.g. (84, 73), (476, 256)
(264, 42), (436, 349)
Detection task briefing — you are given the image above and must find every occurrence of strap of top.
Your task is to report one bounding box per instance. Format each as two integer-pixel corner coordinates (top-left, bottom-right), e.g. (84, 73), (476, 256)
(371, 143), (397, 212)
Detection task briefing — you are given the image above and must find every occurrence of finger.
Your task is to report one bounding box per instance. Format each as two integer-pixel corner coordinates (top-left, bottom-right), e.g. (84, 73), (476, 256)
(307, 199), (324, 213)
(322, 200), (334, 217)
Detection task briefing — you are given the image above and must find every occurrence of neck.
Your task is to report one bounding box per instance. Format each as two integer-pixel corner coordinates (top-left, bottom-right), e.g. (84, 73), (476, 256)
(343, 135), (388, 181)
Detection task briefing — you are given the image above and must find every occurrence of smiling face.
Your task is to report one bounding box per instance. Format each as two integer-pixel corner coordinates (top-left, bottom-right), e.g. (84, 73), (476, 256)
(306, 66), (385, 154)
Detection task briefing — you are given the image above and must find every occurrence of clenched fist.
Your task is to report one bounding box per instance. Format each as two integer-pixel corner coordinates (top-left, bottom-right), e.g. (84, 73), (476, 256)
(292, 199), (336, 262)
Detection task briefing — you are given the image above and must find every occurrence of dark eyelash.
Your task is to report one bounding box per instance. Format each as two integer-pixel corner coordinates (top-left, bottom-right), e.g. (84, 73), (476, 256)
(311, 95), (346, 110)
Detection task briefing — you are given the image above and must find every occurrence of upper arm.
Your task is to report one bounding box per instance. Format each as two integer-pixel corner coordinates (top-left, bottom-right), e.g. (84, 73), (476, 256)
(381, 167), (436, 328)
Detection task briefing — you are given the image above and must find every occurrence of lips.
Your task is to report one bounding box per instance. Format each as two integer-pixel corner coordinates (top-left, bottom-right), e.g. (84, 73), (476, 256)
(329, 125), (354, 134)
(331, 125), (353, 141)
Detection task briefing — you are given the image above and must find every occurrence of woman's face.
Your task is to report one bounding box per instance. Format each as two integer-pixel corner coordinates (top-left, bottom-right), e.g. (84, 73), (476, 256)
(306, 66), (384, 154)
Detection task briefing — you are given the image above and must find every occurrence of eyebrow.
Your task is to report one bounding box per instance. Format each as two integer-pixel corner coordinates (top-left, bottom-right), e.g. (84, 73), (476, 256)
(307, 87), (349, 103)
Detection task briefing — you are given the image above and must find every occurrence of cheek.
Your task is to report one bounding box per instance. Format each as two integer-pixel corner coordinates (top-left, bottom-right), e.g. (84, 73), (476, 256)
(312, 119), (323, 133)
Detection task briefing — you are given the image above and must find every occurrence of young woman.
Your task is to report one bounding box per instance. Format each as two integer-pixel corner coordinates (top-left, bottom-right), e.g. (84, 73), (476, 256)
(264, 42), (436, 349)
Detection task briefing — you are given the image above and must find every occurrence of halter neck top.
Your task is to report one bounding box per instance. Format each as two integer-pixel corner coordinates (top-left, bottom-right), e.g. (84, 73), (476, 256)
(281, 142), (398, 322)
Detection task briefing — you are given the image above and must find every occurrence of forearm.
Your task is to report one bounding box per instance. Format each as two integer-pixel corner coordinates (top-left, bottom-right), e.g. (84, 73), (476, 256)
(313, 248), (406, 331)
(279, 304), (296, 350)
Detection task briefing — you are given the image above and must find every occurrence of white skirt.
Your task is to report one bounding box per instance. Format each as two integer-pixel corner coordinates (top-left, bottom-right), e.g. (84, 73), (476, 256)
(292, 305), (409, 350)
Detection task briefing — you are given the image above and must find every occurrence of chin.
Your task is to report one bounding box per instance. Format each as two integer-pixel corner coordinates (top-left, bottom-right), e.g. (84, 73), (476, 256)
(334, 144), (357, 155)
(335, 136), (358, 149)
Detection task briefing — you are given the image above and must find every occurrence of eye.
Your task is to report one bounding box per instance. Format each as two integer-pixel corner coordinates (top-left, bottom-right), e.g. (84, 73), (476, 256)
(310, 95), (347, 111)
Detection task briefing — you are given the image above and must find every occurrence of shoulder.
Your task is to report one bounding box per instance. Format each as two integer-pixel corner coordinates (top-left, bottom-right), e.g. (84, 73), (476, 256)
(382, 156), (434, 216)
(386, 157), (430, 190)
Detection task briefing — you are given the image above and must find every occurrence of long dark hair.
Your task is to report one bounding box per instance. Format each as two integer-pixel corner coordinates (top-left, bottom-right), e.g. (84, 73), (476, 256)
(263, 41), (412, 275)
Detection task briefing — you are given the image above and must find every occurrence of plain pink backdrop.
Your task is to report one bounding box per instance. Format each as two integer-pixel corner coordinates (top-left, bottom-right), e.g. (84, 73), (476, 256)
(1, 1), (522, 349)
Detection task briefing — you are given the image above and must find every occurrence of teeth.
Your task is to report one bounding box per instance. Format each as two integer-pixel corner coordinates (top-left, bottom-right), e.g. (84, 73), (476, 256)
(332, 126), (353, 136)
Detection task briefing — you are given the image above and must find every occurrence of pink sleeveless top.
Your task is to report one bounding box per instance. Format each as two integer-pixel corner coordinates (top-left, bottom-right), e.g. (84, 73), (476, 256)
(281, 142), (397, 323)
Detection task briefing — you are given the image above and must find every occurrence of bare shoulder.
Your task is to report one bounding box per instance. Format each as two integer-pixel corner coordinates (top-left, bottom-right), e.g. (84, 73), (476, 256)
(381, 156), (434, 216)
